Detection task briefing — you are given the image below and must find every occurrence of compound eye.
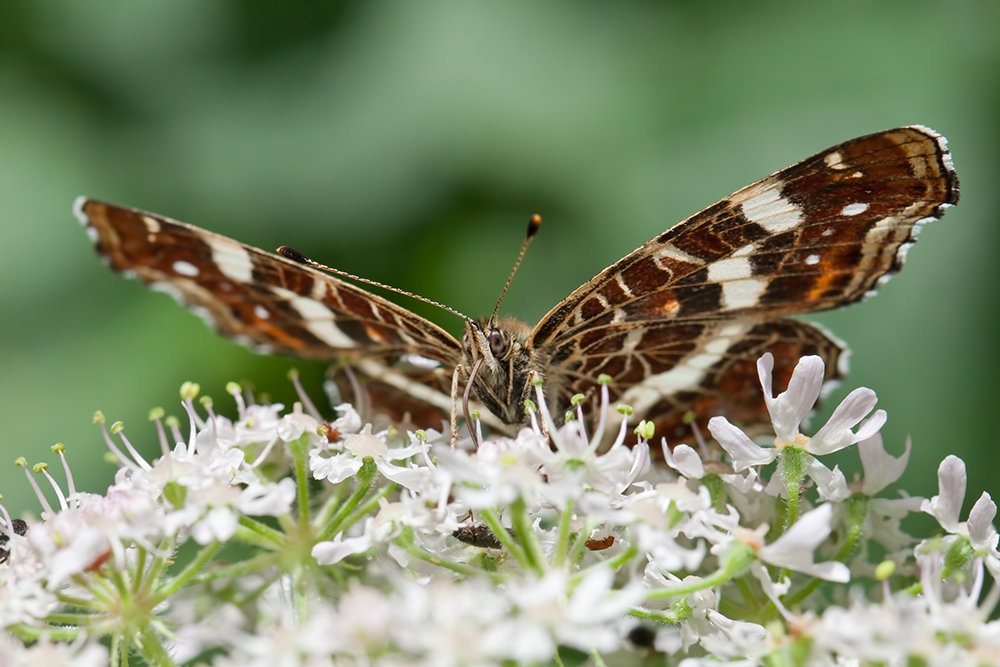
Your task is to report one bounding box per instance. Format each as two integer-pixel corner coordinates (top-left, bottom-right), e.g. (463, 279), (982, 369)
(489, 329), (507, 356)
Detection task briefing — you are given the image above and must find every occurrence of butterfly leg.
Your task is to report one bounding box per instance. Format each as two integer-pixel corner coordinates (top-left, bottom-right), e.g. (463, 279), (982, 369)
(449, 364), (466, 449)
(462, 358), (485, 450)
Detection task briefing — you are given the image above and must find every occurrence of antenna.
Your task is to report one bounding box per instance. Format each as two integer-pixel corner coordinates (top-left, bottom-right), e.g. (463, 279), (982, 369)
(489, 214), (542, 325)
(277, 245), (475, 325)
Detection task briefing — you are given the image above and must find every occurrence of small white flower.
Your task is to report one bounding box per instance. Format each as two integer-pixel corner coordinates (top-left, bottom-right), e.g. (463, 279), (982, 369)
(922, 454), (966, 533)
(737, 504), (850, 582)
(858, 433), (911, 496)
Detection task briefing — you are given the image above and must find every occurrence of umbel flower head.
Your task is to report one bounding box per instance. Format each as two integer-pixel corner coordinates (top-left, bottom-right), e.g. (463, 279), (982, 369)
(1, 355), (999, 666)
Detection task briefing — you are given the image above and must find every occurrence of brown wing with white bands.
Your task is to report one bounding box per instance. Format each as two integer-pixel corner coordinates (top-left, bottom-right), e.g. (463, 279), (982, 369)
(75, 198), (461, 363)
(532, 126), (958, 349)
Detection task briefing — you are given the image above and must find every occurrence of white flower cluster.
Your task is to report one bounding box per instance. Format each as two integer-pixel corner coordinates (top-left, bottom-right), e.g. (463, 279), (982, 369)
(1, 360), (998, 667)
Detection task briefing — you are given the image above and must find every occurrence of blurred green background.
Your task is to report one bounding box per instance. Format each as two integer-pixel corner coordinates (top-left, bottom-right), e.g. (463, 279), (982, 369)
(1, 1), (997, 518)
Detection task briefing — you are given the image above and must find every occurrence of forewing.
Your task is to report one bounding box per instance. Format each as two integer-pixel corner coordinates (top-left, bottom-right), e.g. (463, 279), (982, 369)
(76, 198), (461, 363)
(533, 126), (958, 346)
(533, 126), (956, 442)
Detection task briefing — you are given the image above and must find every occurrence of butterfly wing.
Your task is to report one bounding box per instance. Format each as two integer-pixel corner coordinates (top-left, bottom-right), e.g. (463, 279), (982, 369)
(76, 198), (462, 364)
(532, 126), (958, 439)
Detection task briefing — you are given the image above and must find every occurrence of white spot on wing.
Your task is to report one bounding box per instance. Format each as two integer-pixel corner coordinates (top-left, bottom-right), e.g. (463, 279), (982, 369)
(741, 187), (803, 232)
(654, 243), (701, 264)
(72, 196), (90, 227)
(825, 151), (847, 169)
(841, 203), (869, 217)
(142, 216), (161, 233)
(707, 257), (751, 282)
(720, 278), (767, 310)
(254, 305), (270, 320)
(271, 286), (356, 348)
(732, 243), (755, 257)
(310, 278), (327, 302)
(805, 254), (820, 265)
(172, 260), (199, 277)
(206, 237), (254, 283)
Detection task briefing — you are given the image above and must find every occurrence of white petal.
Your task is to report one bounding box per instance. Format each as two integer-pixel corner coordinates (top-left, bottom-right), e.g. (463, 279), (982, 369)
(708, 417), (778, 472)
(312, 531), (373, 565)
(968, 492), (998, 550)
(759, 504), (848, 581)
(768, 355), (826, 444)
(859, 434), (910, 496)
(805, 457), (850, 502)
(665, 444), (705, 479)
(921, 455), (966, 533)
(808, 388), (879, 455)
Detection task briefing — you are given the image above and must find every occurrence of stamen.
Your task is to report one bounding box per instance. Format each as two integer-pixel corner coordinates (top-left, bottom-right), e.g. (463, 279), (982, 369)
(165, 415), (184, 448)
(0, 500), (15, 538)
(200, 395), (218, 439)
(590, 375), (612, 448)
(37, 463), (68, 511)
(51, 444), (77, 499)
(248, 438), (280, 469)
(16, 458), (54, 516)
(288, 368), (322, 421)
(112, 422), (152, 471)
(609, 405), (633, 450)
(180, 399), (201, 452)
(226, 382), (247, 421)
(96, 418), (141, 472)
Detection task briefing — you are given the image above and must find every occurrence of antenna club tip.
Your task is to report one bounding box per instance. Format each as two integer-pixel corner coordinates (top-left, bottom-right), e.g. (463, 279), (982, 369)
(277, 246), (309, 263)
(527, 214), (542, 238)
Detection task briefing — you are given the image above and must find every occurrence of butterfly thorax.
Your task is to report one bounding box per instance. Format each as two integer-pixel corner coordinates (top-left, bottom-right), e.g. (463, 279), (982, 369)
(460, 316), (548, 426)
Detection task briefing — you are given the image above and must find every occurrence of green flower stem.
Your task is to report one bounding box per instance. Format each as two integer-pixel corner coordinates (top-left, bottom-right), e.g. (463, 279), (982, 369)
(510, 496), (547, 573)
(590, 647), (609, 667)
(190, 550), (281, 585)
(111, 634), (125, 667)
(132, 546), (147, 594)
(42, 612), (96, 624)
(703, 473), (728, 513)
(394, 527), (501, 583)
(629, 602), (692, 624)
(55, 592), (102, 611)
(313, 484), (345, 528)
(780, 447), (806, 531)
(567, 518), (596, 567)
(137, 538), (175, 600)
(553, 500), (574, 568)
(573, 542), (639, 586)
(646, 543), (756, 600)
(783, 494), (868, 607)
(7, 623), (80, 641)
(335, 482), (397, 536)
(153, 541), (221, 604)
(288, 433), (312, 527)
(319, 457), (378, 541)
(480, 507), (535, 573)
(236, 514), (290, 549)
(134, 625), (178, 667)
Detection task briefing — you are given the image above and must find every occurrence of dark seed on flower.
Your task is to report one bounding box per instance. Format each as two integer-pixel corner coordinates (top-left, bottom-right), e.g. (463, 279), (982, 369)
(585, 535), (615, 551)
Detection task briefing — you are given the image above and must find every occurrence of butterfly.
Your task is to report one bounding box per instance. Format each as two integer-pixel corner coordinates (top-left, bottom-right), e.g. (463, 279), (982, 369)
(75, 126), (958, 445)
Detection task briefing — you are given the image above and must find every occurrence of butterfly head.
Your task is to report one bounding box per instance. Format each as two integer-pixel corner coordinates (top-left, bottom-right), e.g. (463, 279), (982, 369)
(461, 317), (540, 425)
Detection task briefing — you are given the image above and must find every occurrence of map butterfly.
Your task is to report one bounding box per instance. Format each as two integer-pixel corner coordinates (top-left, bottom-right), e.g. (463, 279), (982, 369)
(75, 126), (958, 446)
